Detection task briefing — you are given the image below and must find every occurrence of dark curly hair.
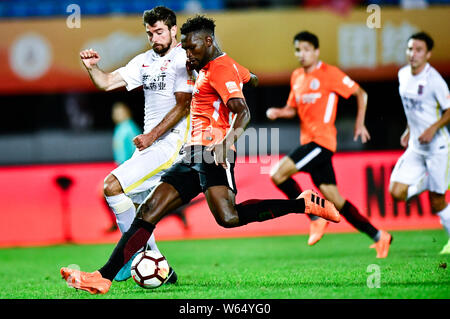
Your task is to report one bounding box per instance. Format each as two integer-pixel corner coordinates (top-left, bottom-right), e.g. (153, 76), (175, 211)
(180, 15), (215, 36)
(142, 6), (176, 29)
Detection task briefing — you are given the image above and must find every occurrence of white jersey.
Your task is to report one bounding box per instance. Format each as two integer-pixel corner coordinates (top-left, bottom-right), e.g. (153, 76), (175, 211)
(115, 43), (193, 136)
(398, 63), (450, 154)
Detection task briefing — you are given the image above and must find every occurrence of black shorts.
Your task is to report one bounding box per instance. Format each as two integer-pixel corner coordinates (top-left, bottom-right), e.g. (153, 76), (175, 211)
(287, 142), (336, 187)
(160, 145), (237, 204)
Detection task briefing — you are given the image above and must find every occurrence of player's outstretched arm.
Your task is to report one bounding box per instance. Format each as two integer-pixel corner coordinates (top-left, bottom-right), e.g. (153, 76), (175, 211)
(352, 86), (371, 143)
(80, 49), (127, 91)
(133, 92), (192, 151)
(418, 108), (450, 144)
(266, 105), (297, 121)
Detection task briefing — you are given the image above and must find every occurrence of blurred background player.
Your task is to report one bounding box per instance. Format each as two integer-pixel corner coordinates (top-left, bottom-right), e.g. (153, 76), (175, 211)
(389, 32), (450, 255)
(79, 6), (193, 282)
(111, 102), (141, 166)
(102, 102), (141, 233)
(60, 15), (341, 294)
(266, 30), (392, 258)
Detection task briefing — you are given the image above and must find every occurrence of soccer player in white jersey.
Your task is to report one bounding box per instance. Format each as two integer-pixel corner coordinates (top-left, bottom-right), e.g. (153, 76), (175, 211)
(79, 6), (193, 281)
(389, 32), (450, 254)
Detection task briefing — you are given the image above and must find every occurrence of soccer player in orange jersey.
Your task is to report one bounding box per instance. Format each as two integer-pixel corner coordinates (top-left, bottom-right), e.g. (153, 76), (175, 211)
(267, 31), (392, 258)
(60, 17), (340, 294)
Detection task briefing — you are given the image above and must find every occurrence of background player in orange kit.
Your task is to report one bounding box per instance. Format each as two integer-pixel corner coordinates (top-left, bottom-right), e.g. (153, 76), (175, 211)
(267, 31), (392, 258)
(60, 17), (341, 295)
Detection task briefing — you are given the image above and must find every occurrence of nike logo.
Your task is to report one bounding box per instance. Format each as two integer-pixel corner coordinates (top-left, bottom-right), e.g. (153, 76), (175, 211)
(142, 64), (149, 67)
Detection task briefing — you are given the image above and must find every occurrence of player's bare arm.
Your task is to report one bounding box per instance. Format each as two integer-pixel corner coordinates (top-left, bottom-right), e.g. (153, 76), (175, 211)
(400, 126), (410, 148)
(418, 108), (450, 144)
(352, 86), (371, 143)
(266, 105), (297, 121)
(244, 72), (259, 88)
(80, 49), (127, 91)
(133, 92), (192, 151)
(208, 97), (250, 168)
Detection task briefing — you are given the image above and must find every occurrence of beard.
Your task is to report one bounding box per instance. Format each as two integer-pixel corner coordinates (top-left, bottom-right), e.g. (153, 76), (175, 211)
(153, 39), (172, 55)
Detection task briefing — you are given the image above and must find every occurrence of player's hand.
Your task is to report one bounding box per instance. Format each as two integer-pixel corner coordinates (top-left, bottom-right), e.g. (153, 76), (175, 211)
(266, 108), (278, 121)
(418, 125), (437, 144)
(133, 133), (156, 151)
(207, 141), (228, 169)
(80, 49), (100, 69)
(400, 129), (409, 148)
(353, 125), (371, 143)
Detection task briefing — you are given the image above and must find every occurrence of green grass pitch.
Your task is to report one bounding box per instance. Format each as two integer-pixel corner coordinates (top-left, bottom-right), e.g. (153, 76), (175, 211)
(0, 229), (448, 299)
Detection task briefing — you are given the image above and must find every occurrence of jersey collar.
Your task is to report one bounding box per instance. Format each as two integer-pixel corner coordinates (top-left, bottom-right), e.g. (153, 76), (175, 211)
(411, 63), (430, 77)
(203, 52), (226, 71)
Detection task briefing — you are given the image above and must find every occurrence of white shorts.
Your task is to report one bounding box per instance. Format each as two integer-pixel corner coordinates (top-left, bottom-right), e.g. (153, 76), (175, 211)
(112, 131), (186, 204)
(390, 147), (450, 195)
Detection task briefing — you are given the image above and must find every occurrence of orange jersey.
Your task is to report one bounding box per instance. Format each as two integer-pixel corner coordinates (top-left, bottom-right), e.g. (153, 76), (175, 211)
(287, 61), (359, 152)
(190, 53), (250, 146)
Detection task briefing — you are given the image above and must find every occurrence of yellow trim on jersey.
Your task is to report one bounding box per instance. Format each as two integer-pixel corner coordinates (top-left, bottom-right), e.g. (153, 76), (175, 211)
(124, 114), (190, 194)
(446, 151), (450, 190)
(436, 104), (450, 189)
(444, 128), (450, 189)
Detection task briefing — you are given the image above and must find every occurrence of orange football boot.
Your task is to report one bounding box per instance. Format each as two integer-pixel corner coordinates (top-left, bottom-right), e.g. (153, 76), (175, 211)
(298, 190), (340, 223)
(308, 217), (329, 245)
(369, 230), (393, 258)
(61, 267), (111, 294)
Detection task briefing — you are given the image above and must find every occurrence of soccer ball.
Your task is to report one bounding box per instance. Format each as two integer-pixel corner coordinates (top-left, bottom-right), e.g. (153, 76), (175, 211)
(130, 250), (170, 289)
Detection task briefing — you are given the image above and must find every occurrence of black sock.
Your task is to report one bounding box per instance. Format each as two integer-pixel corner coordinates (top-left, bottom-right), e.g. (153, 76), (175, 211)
(340, 201), (378, 239)
(276, 178), (302, 199)
(98, 218), (155, 281)
(276, 178), (318, 221)
(235, 198), (305, 226)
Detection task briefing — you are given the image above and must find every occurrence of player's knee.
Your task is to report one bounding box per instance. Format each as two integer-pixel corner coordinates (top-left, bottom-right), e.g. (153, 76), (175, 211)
(216, 216), (239, 228)
(136, 201), (152, 220)
(429, 194), (446, 213)
(214, 211), (239, 228)
(270, 169), (287, 185)
(103, 174), (123, 197)
(389, 183), (407, 201)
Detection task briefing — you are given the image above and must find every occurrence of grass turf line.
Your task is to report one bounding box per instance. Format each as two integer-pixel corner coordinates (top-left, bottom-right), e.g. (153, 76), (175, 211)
(0, 229), (448, 299)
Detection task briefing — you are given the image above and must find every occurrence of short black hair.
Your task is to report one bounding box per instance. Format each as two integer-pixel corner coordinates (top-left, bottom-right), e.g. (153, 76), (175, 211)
(180, 15), (216, 36)
(409, 31), (434, 51)
(143, 6), (176, 29)
(293, 31), (319, 49)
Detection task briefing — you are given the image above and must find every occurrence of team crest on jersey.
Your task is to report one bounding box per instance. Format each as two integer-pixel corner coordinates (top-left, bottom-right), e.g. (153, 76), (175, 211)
(187, 76), (195, 86)
(193, 88), (200, 96)
(417, 84), (424, 95)
(309, 78), (320, 90)
(160, 59), (171, 71)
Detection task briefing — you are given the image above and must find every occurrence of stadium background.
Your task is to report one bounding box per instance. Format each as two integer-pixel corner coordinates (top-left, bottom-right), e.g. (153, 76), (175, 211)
(0, 0), (449, 247)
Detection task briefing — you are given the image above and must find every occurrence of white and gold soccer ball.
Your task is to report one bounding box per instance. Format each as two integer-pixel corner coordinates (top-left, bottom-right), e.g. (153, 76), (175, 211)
(130, 250), (170, 289)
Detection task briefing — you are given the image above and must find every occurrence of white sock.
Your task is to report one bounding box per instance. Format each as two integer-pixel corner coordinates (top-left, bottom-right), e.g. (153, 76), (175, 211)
(407, 173), (429, 200)
(437, 204), (450, 236)
(147, 233), (160, 254)
(105, 193), (136, 234)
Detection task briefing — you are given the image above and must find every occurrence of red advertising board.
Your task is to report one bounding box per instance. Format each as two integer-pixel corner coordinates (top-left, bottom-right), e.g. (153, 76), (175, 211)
(0, 151), (445, 247)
